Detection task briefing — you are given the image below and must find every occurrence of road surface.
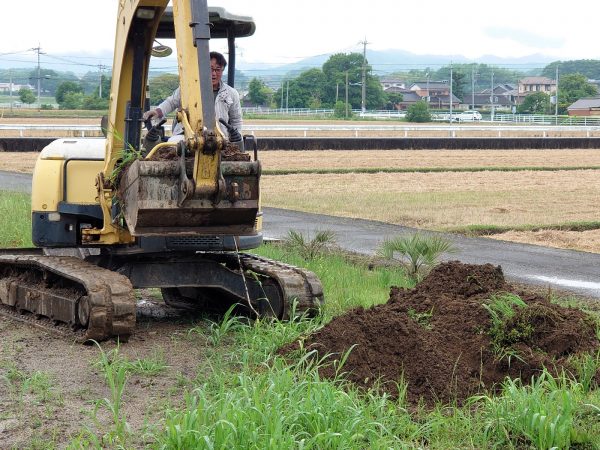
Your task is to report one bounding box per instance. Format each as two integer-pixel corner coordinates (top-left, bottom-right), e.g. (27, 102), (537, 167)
(2, 170), (599, 299)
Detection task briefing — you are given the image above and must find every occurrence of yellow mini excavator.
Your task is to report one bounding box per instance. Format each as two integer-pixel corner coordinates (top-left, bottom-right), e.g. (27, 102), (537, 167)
(0, 0), (323, 341)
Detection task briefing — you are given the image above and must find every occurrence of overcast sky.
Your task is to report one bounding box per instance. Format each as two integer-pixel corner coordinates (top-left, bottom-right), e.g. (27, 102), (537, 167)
(2, 0), (599, 71)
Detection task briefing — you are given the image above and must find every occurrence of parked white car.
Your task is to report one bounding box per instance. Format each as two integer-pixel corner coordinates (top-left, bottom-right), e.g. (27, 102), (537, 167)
(454, 110), (482, 122)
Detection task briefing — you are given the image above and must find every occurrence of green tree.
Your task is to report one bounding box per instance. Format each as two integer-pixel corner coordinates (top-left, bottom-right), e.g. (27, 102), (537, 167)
(285, 68), (327, 108)
(247, 78), (272, 106)
(384, 92), (403, 110)
(82, 94), (109, 110)
(333, 100), (347, 118)
(517, 92), (551, 114)
(60, 91), (85, 109)
(542, 60), (600, 80)
(557, 73), (598, 114)
(322, 53), (386, 109)
(405, 100), (431, 122)
(451, 70), (467, 101)
(148, 73), (179, 105)
(56, 81), (84, 104)
(19, 87), (36, 104)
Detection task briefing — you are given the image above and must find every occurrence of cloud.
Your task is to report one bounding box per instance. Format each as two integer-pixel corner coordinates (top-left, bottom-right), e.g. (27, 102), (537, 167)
(484, 26), (565, 49)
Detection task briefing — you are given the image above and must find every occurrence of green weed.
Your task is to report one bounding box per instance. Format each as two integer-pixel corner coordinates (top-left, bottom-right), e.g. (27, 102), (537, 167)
(378, 233), (455, 281)
(482, 292), (530, 365)
(283, 229), (337, 260)
(474, 370), (590, 449)
(90, 341), (131, 447)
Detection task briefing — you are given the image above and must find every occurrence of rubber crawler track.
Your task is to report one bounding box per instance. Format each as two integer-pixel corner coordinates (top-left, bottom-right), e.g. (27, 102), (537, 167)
(0, 255), (136, 342)
(239, 253), (324, 318)
(0, 253), (324, 341)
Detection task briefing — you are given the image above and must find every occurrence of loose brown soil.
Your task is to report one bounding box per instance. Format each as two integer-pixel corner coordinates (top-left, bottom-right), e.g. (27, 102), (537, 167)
(285, 261), (599, 406)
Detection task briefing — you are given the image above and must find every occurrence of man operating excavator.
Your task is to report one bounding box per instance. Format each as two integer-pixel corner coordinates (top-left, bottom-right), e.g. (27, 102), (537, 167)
(143, 51), (243, 142)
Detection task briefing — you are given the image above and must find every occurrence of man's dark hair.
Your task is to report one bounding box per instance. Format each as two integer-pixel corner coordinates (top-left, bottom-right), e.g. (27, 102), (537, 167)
(210, 51), (227, 68)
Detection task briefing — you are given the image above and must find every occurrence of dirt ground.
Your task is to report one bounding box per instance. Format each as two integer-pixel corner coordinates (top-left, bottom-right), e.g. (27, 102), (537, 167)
(285, 261), (600, 406)
(0, 300), (213, 448)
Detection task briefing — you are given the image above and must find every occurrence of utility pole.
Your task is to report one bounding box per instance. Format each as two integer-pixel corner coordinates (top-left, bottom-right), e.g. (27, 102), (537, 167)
(280, 80), (284, 110)
(555, 65), (559, 123)
(345, 71), (349, 118)
(449, 62), (453, 123)
(286, 80), (289, 112)
(97, 64), (108, 98)
(9, 69), (13, 113)
(471, 66), (475, 110)
(30, 44), (44, 108)
(359, 38), (369, 113)
(490, 70), (495, 122)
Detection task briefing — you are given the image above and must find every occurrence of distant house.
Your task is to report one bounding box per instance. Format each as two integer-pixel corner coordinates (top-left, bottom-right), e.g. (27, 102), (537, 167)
(513, 76), (557, 105)
(518, 76), (556, 95)
(384, 81), (460, 110)
(410, 80), (449, 98)
(0, 83), (35, 94)
(567, 97), (600, 116)
(383, 87), (417, 110)
(380, 78), (406, 90)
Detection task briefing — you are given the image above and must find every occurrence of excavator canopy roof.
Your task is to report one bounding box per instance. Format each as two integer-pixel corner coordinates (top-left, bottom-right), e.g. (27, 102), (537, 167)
(156, 6), (255, 39)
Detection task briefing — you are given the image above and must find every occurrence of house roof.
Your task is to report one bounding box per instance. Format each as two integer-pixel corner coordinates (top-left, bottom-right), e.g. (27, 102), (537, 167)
(399, 92), (422, 102)
(519, 76), (555, 85)
(410, 81), (449, 90)
(384, 86), (412, 94)
(380, 77), (405, 83)
(567, 97), (600, 110)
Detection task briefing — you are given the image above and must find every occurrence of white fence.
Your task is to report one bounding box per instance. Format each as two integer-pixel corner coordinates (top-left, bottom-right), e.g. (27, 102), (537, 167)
(3, 123), (600, 139)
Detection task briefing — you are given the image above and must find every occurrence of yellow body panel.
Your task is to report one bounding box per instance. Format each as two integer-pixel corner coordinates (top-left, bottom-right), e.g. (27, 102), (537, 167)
(31, 158), (102, 211)
(65, 161), (103, 204)
(31, 159), (63, 213)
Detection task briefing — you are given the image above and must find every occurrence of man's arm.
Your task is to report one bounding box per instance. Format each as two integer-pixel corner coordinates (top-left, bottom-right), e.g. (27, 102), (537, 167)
(228, 88), (243, 132)
(143, 87), (181, 120)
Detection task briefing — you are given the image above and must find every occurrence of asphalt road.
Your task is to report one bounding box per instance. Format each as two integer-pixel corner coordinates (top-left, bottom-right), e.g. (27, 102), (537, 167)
(262, 207), (600, 299)
(2, 170), (599, 299)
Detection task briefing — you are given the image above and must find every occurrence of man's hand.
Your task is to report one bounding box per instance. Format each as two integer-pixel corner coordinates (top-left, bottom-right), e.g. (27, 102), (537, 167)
(142, 108), (162, 121)
(218, 118), (242, 142)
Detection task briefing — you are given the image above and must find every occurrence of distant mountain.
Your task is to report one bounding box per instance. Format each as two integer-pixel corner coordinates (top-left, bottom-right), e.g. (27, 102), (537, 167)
(0, 48), (558, 82)
(237, 49), (558, 78)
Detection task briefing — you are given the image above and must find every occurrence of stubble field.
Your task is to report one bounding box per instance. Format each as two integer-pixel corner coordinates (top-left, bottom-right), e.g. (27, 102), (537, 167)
(2, 148), (600, 252)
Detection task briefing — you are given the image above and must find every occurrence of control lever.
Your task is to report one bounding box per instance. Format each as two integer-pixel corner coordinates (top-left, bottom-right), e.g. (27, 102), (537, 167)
(142, 118), (167, 156)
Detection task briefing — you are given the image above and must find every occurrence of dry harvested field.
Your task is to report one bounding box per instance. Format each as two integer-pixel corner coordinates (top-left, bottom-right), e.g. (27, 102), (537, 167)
(2, 147), (600, 253)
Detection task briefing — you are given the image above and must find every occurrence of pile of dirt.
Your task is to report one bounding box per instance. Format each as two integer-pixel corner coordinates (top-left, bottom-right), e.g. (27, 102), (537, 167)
(286, 261), (599, 405)
(146, 142), (250, 161)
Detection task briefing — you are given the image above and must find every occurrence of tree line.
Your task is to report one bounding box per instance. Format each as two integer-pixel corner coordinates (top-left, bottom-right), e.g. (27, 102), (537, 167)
(4, 58), (599, 114)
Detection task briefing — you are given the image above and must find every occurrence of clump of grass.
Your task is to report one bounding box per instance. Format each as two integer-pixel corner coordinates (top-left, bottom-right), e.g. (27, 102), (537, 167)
(90, 341), (131, 447)
(283, 229), (337, 260)
(377, 233), (455, 281)
(408, 307), (434, 329)
(474, 369), (590, 449)
(482, 293), (530, 365)
(155, 349), (419, 449)
(568, 350), (600, 393)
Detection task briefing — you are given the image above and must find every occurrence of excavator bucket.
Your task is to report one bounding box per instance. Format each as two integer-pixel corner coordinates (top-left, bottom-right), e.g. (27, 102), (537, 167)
(119, 157), (260, 236)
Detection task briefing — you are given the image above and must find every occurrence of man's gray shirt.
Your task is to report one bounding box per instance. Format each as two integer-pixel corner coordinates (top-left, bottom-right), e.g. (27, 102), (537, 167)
(157, 81), (242, 139)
